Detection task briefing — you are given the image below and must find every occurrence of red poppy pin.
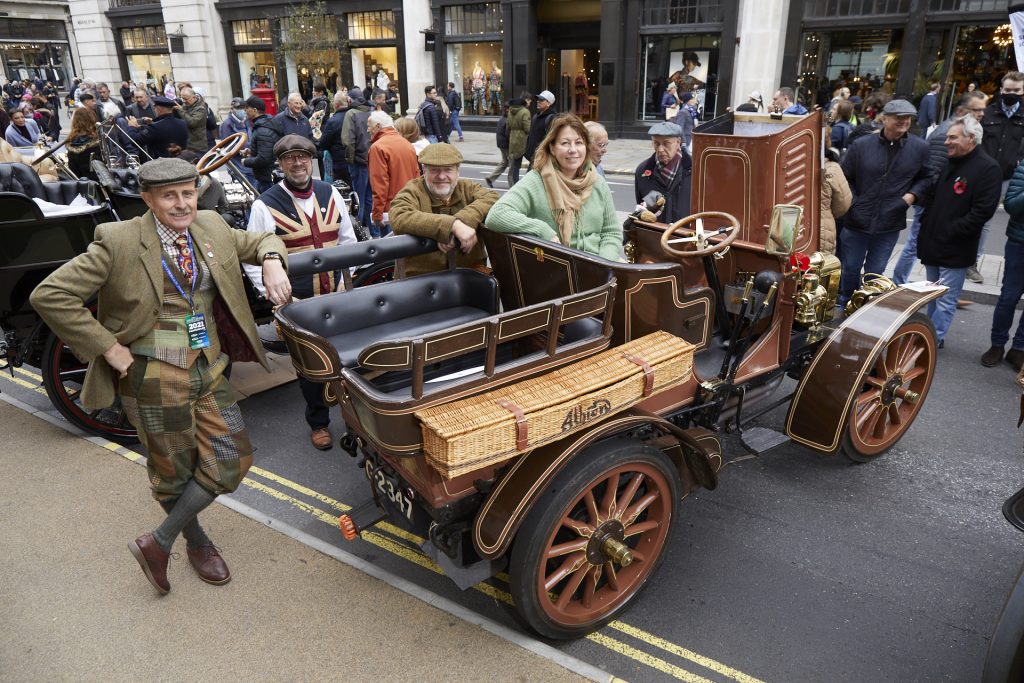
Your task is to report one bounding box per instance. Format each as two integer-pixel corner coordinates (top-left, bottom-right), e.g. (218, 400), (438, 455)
(642, 170), (653, 177)
(953, 176), (966, 195)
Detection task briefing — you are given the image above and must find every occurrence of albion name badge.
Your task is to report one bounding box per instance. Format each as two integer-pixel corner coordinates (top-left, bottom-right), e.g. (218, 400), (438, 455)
(185, 312), (210, 350)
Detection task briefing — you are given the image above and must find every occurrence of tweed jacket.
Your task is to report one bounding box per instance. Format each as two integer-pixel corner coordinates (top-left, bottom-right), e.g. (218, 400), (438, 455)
(30, 210), (286, 410)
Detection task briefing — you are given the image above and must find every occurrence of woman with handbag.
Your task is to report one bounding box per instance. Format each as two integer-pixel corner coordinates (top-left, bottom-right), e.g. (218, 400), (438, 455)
(661, 82), (679, 120)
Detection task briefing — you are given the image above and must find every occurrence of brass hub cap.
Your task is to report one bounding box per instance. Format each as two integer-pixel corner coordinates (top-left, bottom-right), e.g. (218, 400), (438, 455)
(586, 520), (627, 565)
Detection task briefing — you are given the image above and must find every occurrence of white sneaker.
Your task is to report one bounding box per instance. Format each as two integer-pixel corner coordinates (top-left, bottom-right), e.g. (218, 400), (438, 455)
(966, 265), (983, 284)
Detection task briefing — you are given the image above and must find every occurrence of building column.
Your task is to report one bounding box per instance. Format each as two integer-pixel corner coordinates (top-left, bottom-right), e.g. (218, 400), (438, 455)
(67, 0), (122, 84)
(598, 0), (625, 134)
(732, 0), (790, 109)
(505, 0), (537, 97)
(161, 0), (230, 111)
(895, 0), (928, 97)
(403, 0), (433, 114)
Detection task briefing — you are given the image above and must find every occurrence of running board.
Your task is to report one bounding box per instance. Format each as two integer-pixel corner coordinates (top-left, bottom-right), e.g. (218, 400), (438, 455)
(740, 427), (790, 455)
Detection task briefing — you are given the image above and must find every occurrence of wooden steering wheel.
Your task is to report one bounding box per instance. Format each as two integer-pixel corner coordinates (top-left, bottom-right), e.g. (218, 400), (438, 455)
(659, 211), (741, 259)
(196, 132), (247, 174)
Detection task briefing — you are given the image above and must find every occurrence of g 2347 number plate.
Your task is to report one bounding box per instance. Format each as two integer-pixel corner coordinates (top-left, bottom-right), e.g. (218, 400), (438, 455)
(364, 459), (414, 521)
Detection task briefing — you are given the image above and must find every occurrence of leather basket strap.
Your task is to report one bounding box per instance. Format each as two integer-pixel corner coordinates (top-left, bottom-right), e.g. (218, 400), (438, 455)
(496, 399), (529, 451)
(622, 352), (654, 397)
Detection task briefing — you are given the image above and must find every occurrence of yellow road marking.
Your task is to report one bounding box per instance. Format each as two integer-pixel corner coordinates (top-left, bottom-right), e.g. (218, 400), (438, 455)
(588, 633), (715, 683)
(14, 365), (41, 381)
(0, 369), (47, 395)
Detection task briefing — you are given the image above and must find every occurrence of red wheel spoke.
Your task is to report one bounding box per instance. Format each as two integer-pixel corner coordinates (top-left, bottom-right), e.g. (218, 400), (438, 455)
(874, 353), (888, 379)
(604, 562), (619, 591)
(615, 472), (645, 520)
(629, 549), (647, 564)
(904, 367), (926, 382)
(621, 491), (660, 527)
(600, 473), (620, 520)
(560, 515), (593, 538)
(888, 403), (903, 427)
(584, 490), (600, 526)
(623, 519), (660, 537)
(871, 407), (888, 439)
(885, 339), (900, 374)
(544, 551), (587, 592)
(545, 538), (589, 560)
(864, 376), (886, 389)
(898, 344), (925, 375)
(555, 562), (591, 610)
(856, 389), (882, 407)
(581, 565), (600, 609)
(856, 402), (884, 432)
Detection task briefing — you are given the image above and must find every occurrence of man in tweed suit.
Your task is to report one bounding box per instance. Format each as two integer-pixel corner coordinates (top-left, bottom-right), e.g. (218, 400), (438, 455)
(31, 157), (291, 594)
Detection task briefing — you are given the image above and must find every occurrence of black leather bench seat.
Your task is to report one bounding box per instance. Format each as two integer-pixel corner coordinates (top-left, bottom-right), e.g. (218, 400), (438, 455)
(327, 305), (493, 368)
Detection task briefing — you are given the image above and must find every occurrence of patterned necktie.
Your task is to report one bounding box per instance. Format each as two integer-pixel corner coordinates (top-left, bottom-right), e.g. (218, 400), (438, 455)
(174, 234), (194, 281)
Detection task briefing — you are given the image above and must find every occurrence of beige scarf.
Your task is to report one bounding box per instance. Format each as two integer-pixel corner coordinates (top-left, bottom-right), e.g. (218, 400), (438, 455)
(539, 162), (597, 246)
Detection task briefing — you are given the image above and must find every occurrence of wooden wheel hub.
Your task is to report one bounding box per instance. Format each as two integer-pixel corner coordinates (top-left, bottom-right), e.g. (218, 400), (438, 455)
(586, 520), (629, 566)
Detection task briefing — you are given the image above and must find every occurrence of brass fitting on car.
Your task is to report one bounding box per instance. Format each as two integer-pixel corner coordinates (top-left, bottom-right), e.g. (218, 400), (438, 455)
(846, 273), (898, 315)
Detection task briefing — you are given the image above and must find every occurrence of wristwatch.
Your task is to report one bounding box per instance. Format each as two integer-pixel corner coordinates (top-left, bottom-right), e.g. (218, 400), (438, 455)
(262, 252), (283, 264)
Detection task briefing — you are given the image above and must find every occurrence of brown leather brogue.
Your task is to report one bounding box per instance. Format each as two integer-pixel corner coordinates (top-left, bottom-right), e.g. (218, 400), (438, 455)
(310, 427), (333, 450)
(186, 543), (231, 585)
(128, 532), (170, 594)
(981, 345), (1005, 367)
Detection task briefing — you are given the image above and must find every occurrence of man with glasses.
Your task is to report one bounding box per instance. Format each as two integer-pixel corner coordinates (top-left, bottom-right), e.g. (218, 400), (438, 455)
(584, 121), (609, 177)
(893, 91), (987, 284)
(245, 135), (358, 450)
(633, 121), (692, 223)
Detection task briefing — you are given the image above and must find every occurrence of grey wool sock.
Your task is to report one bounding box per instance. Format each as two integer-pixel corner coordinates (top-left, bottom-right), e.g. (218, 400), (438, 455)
(158, 498), (212, 550)
(152, 480), (217, 553)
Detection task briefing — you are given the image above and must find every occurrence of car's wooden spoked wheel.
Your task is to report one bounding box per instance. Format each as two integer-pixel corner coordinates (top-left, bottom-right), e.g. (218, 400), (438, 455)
(196, 132), (247, 174)
(510, 441), (679, 639)
(843, 314), (936, 462)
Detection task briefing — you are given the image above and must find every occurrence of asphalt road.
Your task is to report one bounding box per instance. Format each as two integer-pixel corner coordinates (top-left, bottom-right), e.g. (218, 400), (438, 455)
(3, 298), (1021, 682)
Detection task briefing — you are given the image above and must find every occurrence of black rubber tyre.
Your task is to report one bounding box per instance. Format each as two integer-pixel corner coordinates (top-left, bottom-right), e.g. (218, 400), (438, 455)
(40, 331), (138, 444)
(983, 562), (1024, 683)
(353, 262), (395, 288)
(508, 438), (681, 640)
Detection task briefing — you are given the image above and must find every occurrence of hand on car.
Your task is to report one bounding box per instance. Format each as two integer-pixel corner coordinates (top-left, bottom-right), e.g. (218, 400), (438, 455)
(450, 219), (477, 254)
(262, 260), (292, 306)
(103, 342), (134, 378)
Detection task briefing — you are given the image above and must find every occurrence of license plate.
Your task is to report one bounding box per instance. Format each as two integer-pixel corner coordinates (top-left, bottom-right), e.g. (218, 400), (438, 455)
(364, 459), (415, 522)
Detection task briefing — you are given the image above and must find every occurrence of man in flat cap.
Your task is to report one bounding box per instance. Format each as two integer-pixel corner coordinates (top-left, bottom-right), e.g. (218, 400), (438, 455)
(634, 121), (693, 224)
(125, 95), (189, 159)
(245, 134), (358, 451)
(390, 142), (498, 276)
(839, 98), (931, 306)
(240, 95), (283, 193)
(31, 157), (291, 595)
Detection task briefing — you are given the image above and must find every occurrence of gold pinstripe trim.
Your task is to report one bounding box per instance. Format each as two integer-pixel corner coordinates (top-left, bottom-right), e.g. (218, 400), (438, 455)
(624, 276), (710, 346)
(290, 336), (336, 377)
(359, 344), (412, 369)
(425, 327), (487, 362)
(498, 308), (551, 340)
(510, 243), (574, 305)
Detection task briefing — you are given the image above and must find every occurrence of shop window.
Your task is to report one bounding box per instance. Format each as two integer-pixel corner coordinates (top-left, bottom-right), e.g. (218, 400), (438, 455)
(444, 4), (502, 35)
(121, 26), (167, 50)
(348, 11), (396, 41)
(798, 29), (904, 109)
(0, 18), (68, 41)
(126, 54), (172, 90)
(928, 0), (1004, 11)
(803, 0), (910, 18)
(232, 19), (272, 47)
(641, 0), (723, 26)
(448, 43), (503, 115)
(352, 46), (397, 96)
(945, 24), (1020, 102)
(638, 33), (719, 121)
(237, 52), (276, 97)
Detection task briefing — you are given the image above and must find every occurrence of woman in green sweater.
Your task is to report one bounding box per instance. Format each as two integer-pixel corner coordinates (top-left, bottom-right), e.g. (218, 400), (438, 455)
(485, 113), (623, 261)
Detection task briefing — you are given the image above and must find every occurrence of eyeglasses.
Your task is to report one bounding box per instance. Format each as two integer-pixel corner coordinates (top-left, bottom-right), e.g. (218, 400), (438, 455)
(594, 142), (609, 151)
(280, 153), (311, 165)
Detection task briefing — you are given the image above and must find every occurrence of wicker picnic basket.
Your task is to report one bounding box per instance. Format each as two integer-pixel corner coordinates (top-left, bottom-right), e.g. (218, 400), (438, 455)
(416, 331), (694, 479)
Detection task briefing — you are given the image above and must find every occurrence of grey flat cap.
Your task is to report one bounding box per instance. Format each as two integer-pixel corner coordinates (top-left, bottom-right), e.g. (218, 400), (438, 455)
(418, 142), (464, 166)
(138, 157), (198, 190)
(882, 99), (917, 116)
(648, 121), (683, 137)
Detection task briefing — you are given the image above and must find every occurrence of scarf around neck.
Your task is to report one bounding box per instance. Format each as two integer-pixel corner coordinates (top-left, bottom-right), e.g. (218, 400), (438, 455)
(539, 162), (597, 246)
(284, 177), (314, 199)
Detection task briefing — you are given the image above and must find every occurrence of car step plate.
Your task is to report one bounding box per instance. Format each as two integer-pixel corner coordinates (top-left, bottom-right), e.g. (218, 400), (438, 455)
(740, 426), (790, 455)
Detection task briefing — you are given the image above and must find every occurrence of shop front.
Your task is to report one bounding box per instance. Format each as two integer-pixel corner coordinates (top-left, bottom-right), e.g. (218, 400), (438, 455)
(228, 19), (276, 99)
(0, 18), (75, 90)
(118, 25), (172, 92)
(438, 3), (503, 118)
(345, 9), (402, 106)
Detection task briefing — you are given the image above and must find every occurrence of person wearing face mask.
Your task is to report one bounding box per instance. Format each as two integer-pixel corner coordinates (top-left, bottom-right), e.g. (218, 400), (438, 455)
(972, 71), (1024, 285)
(486, 113), (622, 261)
(219, 97), (252, 140)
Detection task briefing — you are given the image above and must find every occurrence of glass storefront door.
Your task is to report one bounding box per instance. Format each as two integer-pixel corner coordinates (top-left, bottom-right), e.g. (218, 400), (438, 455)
(351, 46), (397, 96)
(639, 33), (720, 121)
(945, 23), (1018, 103)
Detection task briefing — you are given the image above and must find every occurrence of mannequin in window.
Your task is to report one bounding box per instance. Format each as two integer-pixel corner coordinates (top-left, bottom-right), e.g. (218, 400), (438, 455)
(376, 67), (390, 92)
(472, 61), (486, 115)
(575, 69), (590, 118)
(489, 61), (503, 114)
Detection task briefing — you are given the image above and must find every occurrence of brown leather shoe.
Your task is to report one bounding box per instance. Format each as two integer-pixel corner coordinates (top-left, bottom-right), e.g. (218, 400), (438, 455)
(128, 533), (170, 594)
(1007, 348), (1024, 373)
(981, 345), (1005, 367)
(186, 543), (231, 585)
(311, 427), (333, 450)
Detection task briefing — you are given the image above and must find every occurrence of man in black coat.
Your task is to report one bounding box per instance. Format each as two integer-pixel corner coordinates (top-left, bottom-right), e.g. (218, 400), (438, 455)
(240, 96), (282, 193)
(633, 121), (692, 224)
(124, 96), (188, 159)
(318, 91), (351, 184)
(917, 115), (1001, 346)
(971, 70), (1024, 284)
(525, 90), (557, 166)
(416, 85), (448, 144)
(839, 98), (931, 305)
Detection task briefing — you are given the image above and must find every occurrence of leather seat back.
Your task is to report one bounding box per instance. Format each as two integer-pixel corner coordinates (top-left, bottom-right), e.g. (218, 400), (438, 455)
(0, 162), (46, 199)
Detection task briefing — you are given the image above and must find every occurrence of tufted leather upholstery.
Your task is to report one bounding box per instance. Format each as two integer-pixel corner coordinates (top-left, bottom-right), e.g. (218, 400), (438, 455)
(282, 269), (499, 368)
(105, 168), (141, 195)
(288, 234), (438, 278)
(0, 162), (98, 205)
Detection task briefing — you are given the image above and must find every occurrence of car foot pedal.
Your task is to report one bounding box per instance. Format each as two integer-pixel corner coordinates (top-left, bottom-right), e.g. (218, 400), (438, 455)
(337, 499), (387, 541)
(740, 427), (790, 455)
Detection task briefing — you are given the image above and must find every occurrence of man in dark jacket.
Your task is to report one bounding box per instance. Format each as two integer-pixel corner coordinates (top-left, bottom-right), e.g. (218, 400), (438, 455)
(240, 96), (282, 193)
(893, 91), (987, 284)
(972, 71), (1024, 284)
(446, 82), (464, 142)
(342, 89), (373, 226)
(484, 103), (509, 187)
(633, 121), (692, 224)
(417, 85), (448, 144)
(319, 91), (351, 184)
(525, 90), (557, 166)
(124, 96), (188, 159)
(126, 88), (156, 122)
(917, 115), (1001, 346)
(274, 93), (314, 141)
(839, 98), (931, 305)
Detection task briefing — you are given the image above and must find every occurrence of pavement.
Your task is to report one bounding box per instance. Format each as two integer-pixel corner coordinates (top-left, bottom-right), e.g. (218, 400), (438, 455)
(0, 398), (600, 682)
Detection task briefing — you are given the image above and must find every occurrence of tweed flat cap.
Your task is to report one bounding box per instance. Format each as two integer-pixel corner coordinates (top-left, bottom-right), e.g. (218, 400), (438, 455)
(152, 95), (176, 108)
(138, 157), (198, 190)
(418, 142), (463, 166)
(273, 134), (317, 158)
(648, 121), (683, 137)
(882, 99), (917, 117)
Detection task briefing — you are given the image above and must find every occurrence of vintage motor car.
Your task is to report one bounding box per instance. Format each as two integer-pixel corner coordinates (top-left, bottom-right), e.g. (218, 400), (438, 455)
(273, 110), (947, 638)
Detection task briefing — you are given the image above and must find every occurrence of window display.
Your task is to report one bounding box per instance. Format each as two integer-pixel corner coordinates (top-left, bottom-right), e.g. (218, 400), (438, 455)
(798, 29), (904, 109)
(447, 43), (502, 115)
(352, 46), (398, 96)
(639, 34), (719, 121)
(127, 54), (172, 90)
(944, 24), (1019, 102)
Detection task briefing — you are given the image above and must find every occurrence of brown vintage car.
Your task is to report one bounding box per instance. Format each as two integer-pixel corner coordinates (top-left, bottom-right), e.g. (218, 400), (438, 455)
(274, 110), (945, 639)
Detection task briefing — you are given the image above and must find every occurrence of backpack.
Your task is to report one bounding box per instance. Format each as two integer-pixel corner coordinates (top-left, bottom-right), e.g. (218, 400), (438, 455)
(450, 91), (462, 111)
(414, 104), (428, 133)
(205, 104), (217, 131)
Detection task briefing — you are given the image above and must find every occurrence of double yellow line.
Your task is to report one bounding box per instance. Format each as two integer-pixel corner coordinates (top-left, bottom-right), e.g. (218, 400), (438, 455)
(1, 367), (764, 683)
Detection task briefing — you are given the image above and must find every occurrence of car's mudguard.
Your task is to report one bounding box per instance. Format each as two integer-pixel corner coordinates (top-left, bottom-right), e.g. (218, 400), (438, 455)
(472, 408), (721, 560)
(785, 285), (945, 454)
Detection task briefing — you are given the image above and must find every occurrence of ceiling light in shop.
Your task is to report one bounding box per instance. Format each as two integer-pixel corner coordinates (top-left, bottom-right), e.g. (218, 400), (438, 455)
(994, 23), (1013, 48)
